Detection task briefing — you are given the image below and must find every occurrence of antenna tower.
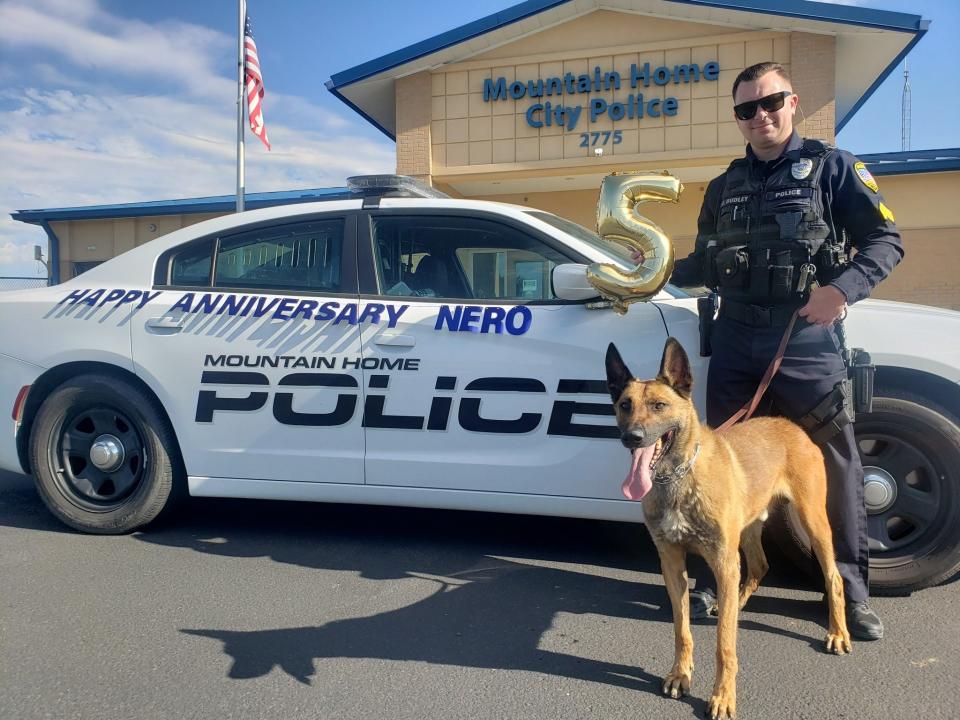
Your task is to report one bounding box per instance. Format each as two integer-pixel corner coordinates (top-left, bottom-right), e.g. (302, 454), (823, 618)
(901, 61), (911, 151)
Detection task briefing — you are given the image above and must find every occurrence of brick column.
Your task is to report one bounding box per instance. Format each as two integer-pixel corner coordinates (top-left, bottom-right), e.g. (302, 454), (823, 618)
(790, 33), (836, 144)
(395, 72), (432, 184)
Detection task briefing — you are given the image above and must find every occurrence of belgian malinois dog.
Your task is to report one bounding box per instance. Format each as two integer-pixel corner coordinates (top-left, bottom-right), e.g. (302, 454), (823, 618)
(606, 338), (852, 720)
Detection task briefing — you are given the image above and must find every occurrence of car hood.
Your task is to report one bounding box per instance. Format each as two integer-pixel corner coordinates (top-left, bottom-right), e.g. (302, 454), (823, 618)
(844, 298), (960, 384)
(855, 298), (960, 321)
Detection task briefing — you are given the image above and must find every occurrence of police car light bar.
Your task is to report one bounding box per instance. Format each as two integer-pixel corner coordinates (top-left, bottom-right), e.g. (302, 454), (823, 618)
(346, 175), (449, 199)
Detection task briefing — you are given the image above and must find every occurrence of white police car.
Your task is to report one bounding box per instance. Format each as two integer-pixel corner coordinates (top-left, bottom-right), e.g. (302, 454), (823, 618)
(2, 176), (959, 595)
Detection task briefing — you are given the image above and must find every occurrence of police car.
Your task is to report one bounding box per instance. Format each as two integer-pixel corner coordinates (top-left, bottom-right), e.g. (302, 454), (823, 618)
(2, 176), (959, 595)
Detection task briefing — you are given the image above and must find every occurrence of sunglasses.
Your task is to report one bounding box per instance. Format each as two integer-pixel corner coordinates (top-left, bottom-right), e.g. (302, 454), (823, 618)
(733, 91), (793, 121)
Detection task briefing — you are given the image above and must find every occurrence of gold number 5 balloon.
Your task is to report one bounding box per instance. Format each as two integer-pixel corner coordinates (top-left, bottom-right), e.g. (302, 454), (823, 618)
(587, 171), (683, 314)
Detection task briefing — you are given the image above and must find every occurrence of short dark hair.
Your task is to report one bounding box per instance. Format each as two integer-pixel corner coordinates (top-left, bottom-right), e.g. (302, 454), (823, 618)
(732, 62), (792, 99)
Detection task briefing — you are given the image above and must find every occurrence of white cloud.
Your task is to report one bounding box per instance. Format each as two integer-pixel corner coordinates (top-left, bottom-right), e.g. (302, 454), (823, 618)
(0, 237), (38, 266)
(0, 1), (231, 98)
(0, 1), (395, 277)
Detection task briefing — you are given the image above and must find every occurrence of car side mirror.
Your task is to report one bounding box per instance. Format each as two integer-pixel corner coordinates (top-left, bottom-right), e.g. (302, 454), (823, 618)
(552, 263), (601, 301)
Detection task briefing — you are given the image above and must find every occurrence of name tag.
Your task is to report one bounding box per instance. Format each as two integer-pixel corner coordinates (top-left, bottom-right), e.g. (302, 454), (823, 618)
(765, 187), (814, 202)
(720, 194), (750, 207)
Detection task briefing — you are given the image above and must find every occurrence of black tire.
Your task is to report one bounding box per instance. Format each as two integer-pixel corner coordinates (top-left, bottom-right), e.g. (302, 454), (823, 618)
(29, 374), (185, 534)
(769, 392), (960, 596)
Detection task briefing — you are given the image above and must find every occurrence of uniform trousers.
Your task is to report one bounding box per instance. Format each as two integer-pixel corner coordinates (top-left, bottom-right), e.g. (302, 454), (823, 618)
(695, 313), (870, 603)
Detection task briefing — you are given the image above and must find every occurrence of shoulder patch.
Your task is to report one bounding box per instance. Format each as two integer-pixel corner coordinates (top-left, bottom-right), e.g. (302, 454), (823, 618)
(854, 161), (879, 193)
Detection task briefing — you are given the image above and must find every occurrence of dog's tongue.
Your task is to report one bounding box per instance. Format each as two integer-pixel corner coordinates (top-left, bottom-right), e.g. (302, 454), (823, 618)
(622, 445), (655, 501)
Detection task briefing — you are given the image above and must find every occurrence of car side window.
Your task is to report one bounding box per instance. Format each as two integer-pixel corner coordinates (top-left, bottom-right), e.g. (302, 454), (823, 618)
(371, 215), (570, 301)
(214, 219), (344, 292)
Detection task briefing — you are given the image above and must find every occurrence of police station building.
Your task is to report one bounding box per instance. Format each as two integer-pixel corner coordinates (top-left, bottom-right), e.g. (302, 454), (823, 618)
(13, 0), (960, 309)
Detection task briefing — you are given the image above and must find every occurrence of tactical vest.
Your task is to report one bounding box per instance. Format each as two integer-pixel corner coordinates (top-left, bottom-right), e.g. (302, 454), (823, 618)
(703, 139), (845, 305)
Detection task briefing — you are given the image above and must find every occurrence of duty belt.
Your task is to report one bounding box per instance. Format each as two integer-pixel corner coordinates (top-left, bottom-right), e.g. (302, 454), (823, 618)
(720, 300), (802, 327)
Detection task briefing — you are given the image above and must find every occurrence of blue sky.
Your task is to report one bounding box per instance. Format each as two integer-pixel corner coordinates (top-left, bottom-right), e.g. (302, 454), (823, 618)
(1, 0), (957, 277)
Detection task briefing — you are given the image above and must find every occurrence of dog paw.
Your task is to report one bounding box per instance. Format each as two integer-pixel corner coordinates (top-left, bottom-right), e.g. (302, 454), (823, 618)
(825, 630), (853, 655)
(706, 686), (736, 719)
(661, 668), (692, 699)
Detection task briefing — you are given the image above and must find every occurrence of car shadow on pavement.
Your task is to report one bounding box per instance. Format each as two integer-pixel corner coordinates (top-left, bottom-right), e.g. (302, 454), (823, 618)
(144, 497), (829, 695)
(143, 497), (679, 696)
(180, 564), (668, 694)
(0, 470), (845, 702)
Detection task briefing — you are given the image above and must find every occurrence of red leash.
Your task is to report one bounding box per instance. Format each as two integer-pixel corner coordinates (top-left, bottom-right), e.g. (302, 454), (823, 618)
(715, 309), (801, 433)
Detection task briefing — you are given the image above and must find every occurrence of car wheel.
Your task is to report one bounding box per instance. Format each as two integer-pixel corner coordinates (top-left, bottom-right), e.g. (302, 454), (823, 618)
(29, 374), (184, 534)
(769, 391), (960, 596)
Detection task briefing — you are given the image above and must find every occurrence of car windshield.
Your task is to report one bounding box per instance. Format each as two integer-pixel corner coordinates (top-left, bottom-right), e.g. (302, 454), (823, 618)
(523, 209), (692, 298)
(525, 210), (634, 265)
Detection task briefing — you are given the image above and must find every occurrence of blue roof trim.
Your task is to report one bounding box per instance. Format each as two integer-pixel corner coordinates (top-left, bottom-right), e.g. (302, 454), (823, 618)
(859, 148), (960, 163)
(327, 0), (927, 136)
(666, 0), (924, 32)
(328, 0), (570, 89)
(12, 187), (351, 224)
(836, 20), (929, 133)
(11, 151), (957, 226)
(868, 159), (960, 176)
(327, 0), (926, 92)
(870, 160), (960, 175)
(863, 148), (960, 176)
(324, 81), (397, 141)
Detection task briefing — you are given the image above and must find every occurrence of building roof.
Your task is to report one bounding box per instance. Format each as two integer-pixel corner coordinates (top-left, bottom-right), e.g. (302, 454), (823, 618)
(11, 187), (350, 224)
(326, 0), (928, 139)
(10, 151), (959, 225)
(859, 148), (960, 176)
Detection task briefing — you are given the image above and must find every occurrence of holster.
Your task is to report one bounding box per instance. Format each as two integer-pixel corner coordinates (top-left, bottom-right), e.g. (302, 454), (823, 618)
(697, 293), (719, 357)
(848, 347), (875, 415)
(798, 379), (854, 445)
(834, 320), (874, 417)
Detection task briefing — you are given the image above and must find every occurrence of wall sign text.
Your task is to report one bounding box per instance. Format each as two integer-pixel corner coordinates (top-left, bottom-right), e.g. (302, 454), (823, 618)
(483, 61), (720, 132)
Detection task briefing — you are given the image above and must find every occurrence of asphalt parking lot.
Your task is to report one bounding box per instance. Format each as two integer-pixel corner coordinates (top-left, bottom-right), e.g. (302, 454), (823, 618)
(1, 468), (958, 720)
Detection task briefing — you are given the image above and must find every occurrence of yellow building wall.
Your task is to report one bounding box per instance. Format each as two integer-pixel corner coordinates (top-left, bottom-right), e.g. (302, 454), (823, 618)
(407, 9), (841, 185)
(866, 171), (960, 310)
(396, 72), (433, 184)
(51, 213), (219, 281)
(482, 171), (960, 310)
(429, 15), (784, 172)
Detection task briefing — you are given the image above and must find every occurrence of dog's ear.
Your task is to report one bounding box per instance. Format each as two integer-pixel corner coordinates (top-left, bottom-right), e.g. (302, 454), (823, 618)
(605, 342), (633, 402)
(658, 337), (693, 398)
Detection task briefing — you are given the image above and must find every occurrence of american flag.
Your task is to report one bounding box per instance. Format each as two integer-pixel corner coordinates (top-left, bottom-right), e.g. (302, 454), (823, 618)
(243, 14), (271, 150)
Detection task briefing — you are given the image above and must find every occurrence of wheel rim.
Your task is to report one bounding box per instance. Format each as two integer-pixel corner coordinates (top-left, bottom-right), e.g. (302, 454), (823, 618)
(856, 420), (946, 560)
(54, 407), (147, 510)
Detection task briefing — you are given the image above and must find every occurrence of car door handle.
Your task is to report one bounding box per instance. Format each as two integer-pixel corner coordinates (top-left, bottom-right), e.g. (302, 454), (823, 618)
(145, 316), (185, 333)
(374, 333), (415, 347)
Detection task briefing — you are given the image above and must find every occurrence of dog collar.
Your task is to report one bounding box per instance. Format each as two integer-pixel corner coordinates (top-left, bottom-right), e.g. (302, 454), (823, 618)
(655, 442), (701, 483)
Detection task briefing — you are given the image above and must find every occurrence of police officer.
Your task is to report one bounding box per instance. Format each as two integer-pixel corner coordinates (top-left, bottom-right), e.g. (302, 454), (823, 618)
(669, 61), (903, 640)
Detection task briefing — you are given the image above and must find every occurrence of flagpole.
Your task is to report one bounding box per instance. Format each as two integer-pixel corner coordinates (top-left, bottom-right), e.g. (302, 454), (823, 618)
(236, 0), (246, 213)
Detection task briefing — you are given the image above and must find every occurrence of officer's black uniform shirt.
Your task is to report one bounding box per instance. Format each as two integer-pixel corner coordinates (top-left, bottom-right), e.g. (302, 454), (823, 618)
(672, 130), (904, 304)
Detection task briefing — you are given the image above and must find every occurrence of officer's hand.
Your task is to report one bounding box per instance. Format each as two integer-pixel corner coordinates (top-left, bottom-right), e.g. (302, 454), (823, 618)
(630, 250), (646, 265)
(799, 284), (847, 326)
